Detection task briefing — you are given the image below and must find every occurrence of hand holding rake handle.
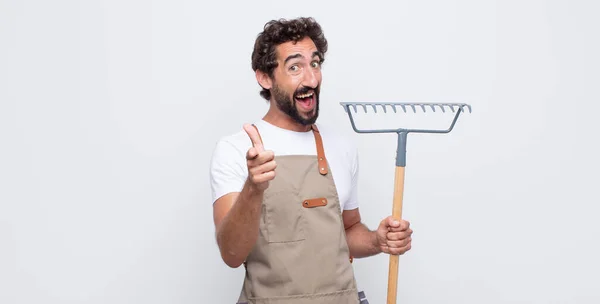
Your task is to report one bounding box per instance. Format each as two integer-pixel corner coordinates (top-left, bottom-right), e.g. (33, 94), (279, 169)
(339, 102), (471, 304)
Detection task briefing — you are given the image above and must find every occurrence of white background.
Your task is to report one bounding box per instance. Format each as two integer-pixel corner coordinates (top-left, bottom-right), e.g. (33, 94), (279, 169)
(1, 0), (599, 303)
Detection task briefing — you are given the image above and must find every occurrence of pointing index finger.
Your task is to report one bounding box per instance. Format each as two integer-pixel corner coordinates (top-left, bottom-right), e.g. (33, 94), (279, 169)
(243, 123), (264, 152)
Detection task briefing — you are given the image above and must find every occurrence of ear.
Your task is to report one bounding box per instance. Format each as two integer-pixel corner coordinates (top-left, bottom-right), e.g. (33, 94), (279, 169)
(256, 70), (272, 90)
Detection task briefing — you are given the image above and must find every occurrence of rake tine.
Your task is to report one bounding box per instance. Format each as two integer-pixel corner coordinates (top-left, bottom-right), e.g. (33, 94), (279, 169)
(341, 102), (471, 116)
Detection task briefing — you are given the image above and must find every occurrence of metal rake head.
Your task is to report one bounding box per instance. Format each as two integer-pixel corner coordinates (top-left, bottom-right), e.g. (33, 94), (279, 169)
(340, 101), (472, 135)
(340, 102), (472, 167)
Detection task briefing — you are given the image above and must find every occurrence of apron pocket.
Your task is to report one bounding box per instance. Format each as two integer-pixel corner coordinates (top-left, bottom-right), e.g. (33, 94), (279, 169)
(263, 192), (306, 243)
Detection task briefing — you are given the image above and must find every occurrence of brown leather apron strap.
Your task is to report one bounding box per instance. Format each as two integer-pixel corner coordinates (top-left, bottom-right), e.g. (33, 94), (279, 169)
(311, 124), (328, 175)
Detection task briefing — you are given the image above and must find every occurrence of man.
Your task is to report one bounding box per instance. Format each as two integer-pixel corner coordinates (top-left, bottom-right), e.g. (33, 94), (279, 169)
(210, 17), (413, 303)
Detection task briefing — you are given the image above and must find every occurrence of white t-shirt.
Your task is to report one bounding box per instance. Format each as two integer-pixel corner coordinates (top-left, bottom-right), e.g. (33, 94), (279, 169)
(209, 119), (359, 211)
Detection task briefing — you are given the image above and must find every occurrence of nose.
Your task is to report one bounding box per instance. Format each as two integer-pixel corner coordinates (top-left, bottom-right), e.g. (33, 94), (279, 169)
(303, 67), (319, 88)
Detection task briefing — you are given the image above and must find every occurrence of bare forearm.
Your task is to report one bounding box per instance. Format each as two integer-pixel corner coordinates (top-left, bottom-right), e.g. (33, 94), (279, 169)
(216, 181), (263, 267)
(345, 222), (381, 258)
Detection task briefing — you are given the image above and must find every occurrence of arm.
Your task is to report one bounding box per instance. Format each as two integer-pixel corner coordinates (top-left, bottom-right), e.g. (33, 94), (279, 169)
(213, 180), (264, 268)
(211, 124), (276, 268)
(343, 208), (381, 258)
(343, 208), (413, 258)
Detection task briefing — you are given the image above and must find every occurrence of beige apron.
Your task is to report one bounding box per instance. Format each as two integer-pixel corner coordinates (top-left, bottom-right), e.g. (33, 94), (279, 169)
(236, 124), (368, 304)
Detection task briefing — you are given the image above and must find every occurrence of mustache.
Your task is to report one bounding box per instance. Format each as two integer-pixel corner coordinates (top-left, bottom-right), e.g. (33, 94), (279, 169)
(294, 86), (319, 96)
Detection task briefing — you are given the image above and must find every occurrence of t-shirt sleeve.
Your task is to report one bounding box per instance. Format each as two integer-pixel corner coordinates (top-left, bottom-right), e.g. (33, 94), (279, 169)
(343, 143), (360, 210)
(209, 138), (247, 204)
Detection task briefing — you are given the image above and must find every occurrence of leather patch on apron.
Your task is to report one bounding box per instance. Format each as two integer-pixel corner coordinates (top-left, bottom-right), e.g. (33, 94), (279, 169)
(302, 197), (328, 208)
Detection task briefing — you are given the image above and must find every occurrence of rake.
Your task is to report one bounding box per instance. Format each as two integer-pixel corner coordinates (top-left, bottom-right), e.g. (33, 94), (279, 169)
(339, 101), (472, 304)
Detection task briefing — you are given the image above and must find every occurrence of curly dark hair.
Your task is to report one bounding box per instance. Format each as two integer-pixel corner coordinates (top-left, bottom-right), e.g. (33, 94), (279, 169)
(251, 17), (328, 101)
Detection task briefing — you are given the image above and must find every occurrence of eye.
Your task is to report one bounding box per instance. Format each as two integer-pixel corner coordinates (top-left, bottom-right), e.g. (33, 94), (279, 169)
(311, 61), (320, 68)
(289, 65), (299, 71)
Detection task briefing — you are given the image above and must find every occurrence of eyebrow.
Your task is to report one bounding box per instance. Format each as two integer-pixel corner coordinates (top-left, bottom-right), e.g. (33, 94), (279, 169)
(284, 51), (322, 64)
(284, 54), (302, 64)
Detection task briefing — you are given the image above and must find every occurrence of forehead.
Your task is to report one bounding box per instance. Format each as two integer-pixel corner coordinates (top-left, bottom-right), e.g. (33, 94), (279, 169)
(275, 37), (318, 61)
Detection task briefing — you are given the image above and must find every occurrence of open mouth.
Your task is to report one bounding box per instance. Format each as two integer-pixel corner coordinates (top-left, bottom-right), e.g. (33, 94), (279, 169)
(294, 91), (315, 111)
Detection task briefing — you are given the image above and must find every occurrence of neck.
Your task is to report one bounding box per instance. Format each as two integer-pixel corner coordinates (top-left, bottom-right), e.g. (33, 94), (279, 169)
(262, 101), (312, 132)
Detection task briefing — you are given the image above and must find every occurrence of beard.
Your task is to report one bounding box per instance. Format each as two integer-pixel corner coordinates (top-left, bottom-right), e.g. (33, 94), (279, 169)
(271, 83), (320, 126)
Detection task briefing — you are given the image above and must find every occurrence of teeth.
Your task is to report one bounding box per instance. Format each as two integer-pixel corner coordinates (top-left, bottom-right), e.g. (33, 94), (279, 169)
(296, 92), (314, 99)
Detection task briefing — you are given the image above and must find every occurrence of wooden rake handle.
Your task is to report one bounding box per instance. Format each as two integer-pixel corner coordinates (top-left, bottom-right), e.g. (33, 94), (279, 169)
(387, 165), (406, 303)
(387, 132), (408, 304)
